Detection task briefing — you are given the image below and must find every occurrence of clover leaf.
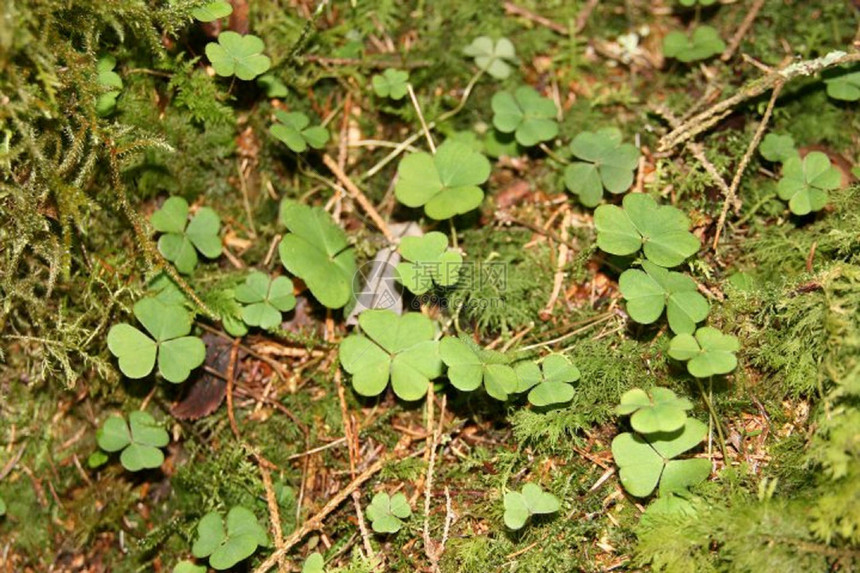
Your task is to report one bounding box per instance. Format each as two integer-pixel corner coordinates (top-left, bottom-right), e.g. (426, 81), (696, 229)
(515, 354), (580, 407)
(824, 68), (860, 102)
(151, 197), (222, 275)
(270, 111), (330, 153)
(491, 86), (558, 147)
(594, 193), (700, 268)
(668, 326), (740, 378)
(365, 492), (411, 533)
(564, 128), (640, 207)
(503, 483), (560, 530)
(192, 1), (233, 21)
(302, 552), (325, 573)
(394, 140), (491, 220)
(339, 310), (442, 401)
(372, 69), (409, 100)
(107, 298), (206, 383)
(278, 200), (356, 309)
(96, 55), (123, 117)
(462, 36), (516, 79)
(97, 411), (170, 472)
(611, 418), (710, 497)
(439, 336), (518, 401)
(0, 497), (5, 517)
(235, 272), (296, 329)
(616, 387), (693, 434)
(777, 151), (841, 215)
(174, 561), (207, 573)
(619, 261), (709, 334)
(192, 506), (268, 570)
(205, 32), (271, 81)
(663, 26), (725, 63)
(678, 0), (716, 6)
(395, 232), (462, 295)
(759, 133), (798, 163)
(257, 74), (288, 98)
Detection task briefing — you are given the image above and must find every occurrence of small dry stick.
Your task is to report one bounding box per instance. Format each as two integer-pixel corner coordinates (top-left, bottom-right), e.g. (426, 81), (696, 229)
(255, 456), (286, 571)
(573, 0), (600, 35)
(322, 154), (394, 243)
(226, 338), (242, 441)
(503, 1), (567, 35)
(423, 393), (448, 570)
(721, 0), (767, 62)
(541, 210), (572, 318)
(407, 83), (436, 154)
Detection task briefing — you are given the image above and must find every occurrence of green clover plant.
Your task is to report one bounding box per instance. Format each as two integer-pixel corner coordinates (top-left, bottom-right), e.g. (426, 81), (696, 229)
(107, 298), (206, 383)
(440, 336), (517, 401)
(372, 69), (409, 100)
(257, 74), (288, 98)
(515, 354), (580, 407)
(777, 151), (841, 215)
(192, 1), (232, 21)
(564, 128), (640, 207)
(663, 26), (725, 63)
(678, 0), (716, 6)
(668, 326), (739, 378)
(594, 193), (700, 268)
(491, 86), (559, 147)
(192, 506), (268, 570)
(503, 483), (560, 530)
(270, 111), (330, 153)
(616, 387), (693, 434)
(173, 561), (207, 573)
(339, 310), (442, 401)
(151, 197), (222, 274)
(97, 411), (170, 472)
(824, 68), (860, 102)
(205, 32), (271, 80)
(278, 200), (356, 309)
(759, 133), (798, 163)
(302, 553), (325, 573)
(0, 497), (6, 517)
(235, 272), (296, 329)
(463, 36), (516, 79)
(395, 232), (462, 295)
(394, 140), (491, 219)
(96, 55), (123, 117)
(619, 261), (709, 334)
(365, 492), (412, 533)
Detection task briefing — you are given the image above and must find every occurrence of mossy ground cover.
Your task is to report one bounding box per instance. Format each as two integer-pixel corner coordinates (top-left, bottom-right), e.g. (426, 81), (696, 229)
(1, 1), (859, 571)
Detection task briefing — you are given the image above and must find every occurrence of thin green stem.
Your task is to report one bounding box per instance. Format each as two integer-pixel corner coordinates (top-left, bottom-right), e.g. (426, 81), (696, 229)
(694, 376), (729, 462)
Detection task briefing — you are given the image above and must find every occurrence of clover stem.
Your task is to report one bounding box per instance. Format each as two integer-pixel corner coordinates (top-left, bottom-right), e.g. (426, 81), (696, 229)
(449, 218), (458, 249)
(407, 83), (436, 154)
(538, 143), (569, 165)
(694, 376), (729, 463)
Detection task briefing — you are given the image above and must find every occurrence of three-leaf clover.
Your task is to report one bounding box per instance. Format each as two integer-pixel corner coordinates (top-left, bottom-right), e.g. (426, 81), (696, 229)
(339, 310), (442, 401)
(192, 506), (268, 570)
(372, 69), (409, 100)
(612, 418), (711, 497)
(97, 411), (170, 472)
(564, 128), (640, 207)
(514, 354), (580, 407)
(302, 553), (325, 573)
(463, 36), (516, 79)
(234, 272), (296, 329)
(777, 151), (841, 215)
(619, 261), (709, 334)
(394, 140), (491, 220)
(759, 133), (798, 163)
(439, 336), (518, 401)
(270, 111), (330, 153)
(663, 26), (725, 63)
(205, 32), (271, 81)
(107, 298), (206, 383)
(668, 326), (740, 378)
(503, 483), (560, 530)
(96, 55), (123, 117)
(278, 200), (356, 309)
(594, 193), (700, 268)
(491, 86), (559, 147)
(395, 232), (462, 295)
(192, 1), (233, 21)
(824, 68), (860, 102)
(616, 387), (693, 434)
(151, 197), (222, 275)
(365, 492), (411, 533)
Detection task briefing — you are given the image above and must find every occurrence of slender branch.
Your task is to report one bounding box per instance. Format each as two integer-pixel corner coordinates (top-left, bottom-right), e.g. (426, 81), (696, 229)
(407, 83), (436, 154)
(322, 153), (394, 242)
(721, 0), (767, 62)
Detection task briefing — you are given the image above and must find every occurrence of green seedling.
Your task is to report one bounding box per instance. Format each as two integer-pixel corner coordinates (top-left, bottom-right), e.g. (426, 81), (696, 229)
(564, 128), (640, 207)
(97, 411), (170, 472)
(192, 506), (268, 570)
(612, 418), (711, 497)
(151, 197), (222, 275)
(616, 387), (693, 434)
(96, 55), (123, 117)
(619, 261), (709, 334)
(824, 68), (860, 102)
(759, 133), (798, 163)
(278, 199), (356, 309)
(372, 69), (409, 100)
(678, 0), (716, 6)
(339, 310), (442, 401)
(365, 492), (412, 533)
(87, 450), (109, 468)
(174, 561), (207, 573)
(777, 151), (841, 215)
(491, 86), (559, 147)
(270, 111), (330, 153)
(192, 0), (232, 21)
(107, 298), (206, 383)
(463, 36), (516, 79)
(440, 336), (518, 401)
(395, 140), (491, 219)
(663, 26), (725, 63)
(503, 483), (560, 530)
(234, 272), (296, 329)
(302, 553), (325, 573)
(668, 326), (740, 378)
(257, 74), (288, 98)
(395, 231), (462, 295)
(515, 354), (580, 407)
(205, 32), (271, 80)
(594, 193), (699, 268)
